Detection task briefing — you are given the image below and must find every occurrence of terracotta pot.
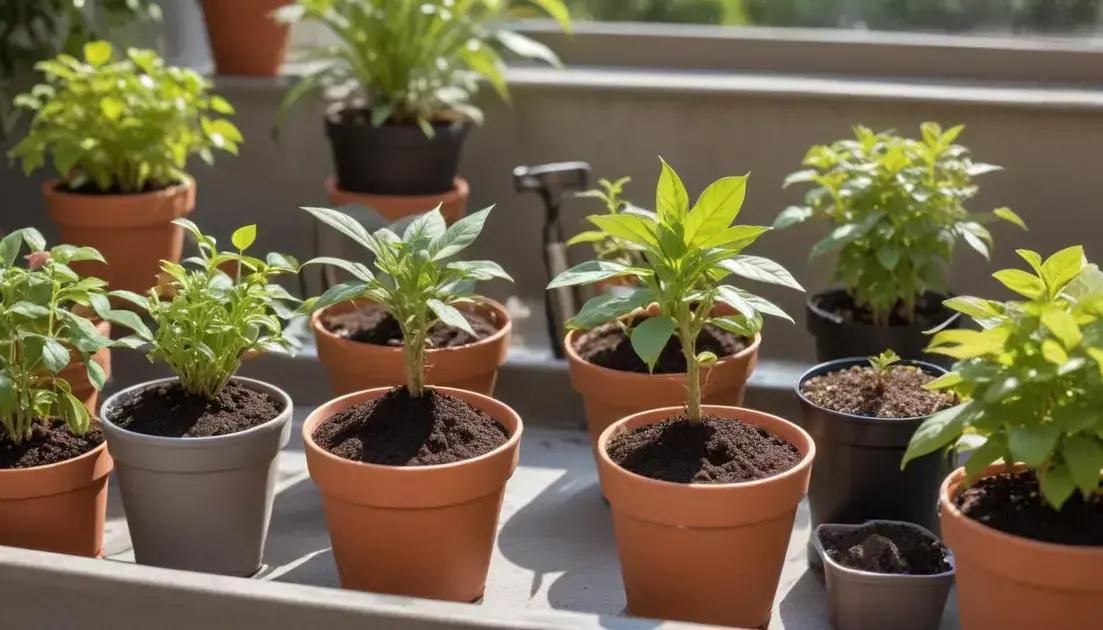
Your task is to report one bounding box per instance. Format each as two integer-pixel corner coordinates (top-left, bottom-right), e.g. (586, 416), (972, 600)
(0, 439), (112, 557)
(325, 175), (469, 224)
(940, 464), (1103, 629)
(43, 180), (196, 294)
(311, 299), (511, 397)
(303, 386), (522, 601)
(58, 319), (112, 414)
(597, 405), (815, 628)
(200, 0), (290, 77)
(565, 328), (761, 443)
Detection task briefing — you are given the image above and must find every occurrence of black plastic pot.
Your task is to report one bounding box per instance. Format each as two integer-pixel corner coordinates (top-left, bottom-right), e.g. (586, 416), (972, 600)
(324, 107), (469, 195)
(806, 289), (960, 366)
(796, 357), (950, 570)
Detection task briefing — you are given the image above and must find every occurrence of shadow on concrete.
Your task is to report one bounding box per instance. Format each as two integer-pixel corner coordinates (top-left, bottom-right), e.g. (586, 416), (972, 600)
(778, 569), (828, 630)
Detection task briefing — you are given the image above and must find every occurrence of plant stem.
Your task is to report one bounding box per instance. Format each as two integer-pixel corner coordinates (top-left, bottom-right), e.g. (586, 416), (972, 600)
(678, 303), (702, 424)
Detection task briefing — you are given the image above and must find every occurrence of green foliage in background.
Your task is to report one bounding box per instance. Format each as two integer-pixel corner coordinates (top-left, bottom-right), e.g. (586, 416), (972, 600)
(568, 176), (647, 268)
(904, 246), (1103, 510)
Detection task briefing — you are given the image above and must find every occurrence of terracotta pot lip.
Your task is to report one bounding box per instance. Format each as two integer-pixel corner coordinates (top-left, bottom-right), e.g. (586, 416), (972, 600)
(324, 174), (469, 201)
(596, 404), (815, 491)
(302, 385), (523, 474)
(813, 520), (955, 580)
(0, 434), (108, 475)
(942, 464), (1103, 557)
(99, 376), (293, 447)
(311, 297), (512, 356)
(42, 177), (194, 200)
(794, 356), (950, 422)
(564, 328), (761, 381)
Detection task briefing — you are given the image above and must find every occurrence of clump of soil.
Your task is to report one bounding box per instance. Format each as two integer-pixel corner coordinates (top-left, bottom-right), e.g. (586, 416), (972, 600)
(606, 415), (802, 484)
(575, 317), (747, 374)
(813, 290), (952, 328)
(323, 303), (499, 348)
(313, 386), (509, 466)
(820, 522), (951, 575)
(800, 364), (955, 418)
(0, 421), (104, 469)
(956, 470), (1103, 546)
(108, 381), (284, 438)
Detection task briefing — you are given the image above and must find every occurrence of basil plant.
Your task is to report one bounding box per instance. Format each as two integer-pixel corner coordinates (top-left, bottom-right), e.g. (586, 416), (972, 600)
(903, 246), (1103, 510)
(302, 205), (513, 397)
(775, 123), (1026, 326)
(549, 159), (803, 422)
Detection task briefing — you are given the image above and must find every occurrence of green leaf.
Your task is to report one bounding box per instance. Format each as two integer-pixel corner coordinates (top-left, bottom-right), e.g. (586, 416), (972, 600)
(526, 0), (572, 32)
(310, 281), (370, 312)
(547, 260), (629, 289)
(432, 206), (492, 260)
(404, 207), (448, 244)
(630, 316), (675, 373)
(810, 212), (884, 258)
(1041, 339), (1068, 365)
(965, 435), (1006, 482)
(710, 313), (762, 337)
(1042, 246), (1086, 294)
(715, 285), (755, 320)
(566, 231), (607, 246)
(697, 351), (718, 366)
(41, 338), (70, 374)
(942, 296), (1000, 319)
(992, 269), (1046, 300)
(1009, 424), (1060, 466)
(655, 158), (689, 224)
(0, 231), (23, 267)
(9, 302), (51, 318)
(232, 225), (257, 251)
(697, 225), (770, 250)
(109, 290), (150, 312)
(993, 207), (1027, 230)
(1041, 308), (1083, 349)
(86, 360), (106, 391)
(427, 299), (475, 336)
(876, 244), (900, 270)
(1039, 463), (1076, 510)
(0, 372), (14, 413)
(902, 403), (972, 468)
(718, 255), (804, 291)
(568, 289), (655, 330)
(588, 213), (658, 249)
(719, 286), (794, 323)
(495, 31), (561, 67)
(959, 222), (992, 259)
(1062, 437), (1103, 497)
(84, 41), (113, 66)
(923, 371), (962, 390)
(773, 205), (813, 231)
(446, 260), (513, 283)
(303, 257), (375, 282)
(684, 175), (747, 245)
(302, 207), (380, 255)
(104, 309), (152, 340)
(100, 97), (124, 121)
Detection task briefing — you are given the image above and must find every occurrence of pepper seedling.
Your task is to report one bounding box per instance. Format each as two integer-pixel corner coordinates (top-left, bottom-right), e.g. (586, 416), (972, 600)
(868, 349), (902, 394)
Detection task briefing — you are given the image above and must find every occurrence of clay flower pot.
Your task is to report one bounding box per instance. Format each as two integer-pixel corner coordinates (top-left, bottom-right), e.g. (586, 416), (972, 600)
(100, 377), (292, 576)
(566, 330), (761, 443)
(596, 405), (815, 628)
(58, 319), (112, 414)
(311, 299), (511, 397)
(303, 386), (522, 601)
(200, 0), (290, 77)
(43, 180), (195, 294)
(940, 464), (1103, 629)
(325, 175), (469, 224)
(0, 439), (112, 557)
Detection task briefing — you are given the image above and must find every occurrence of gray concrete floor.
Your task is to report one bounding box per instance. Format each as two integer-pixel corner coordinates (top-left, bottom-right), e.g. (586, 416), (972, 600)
(101, 407), (958, 629)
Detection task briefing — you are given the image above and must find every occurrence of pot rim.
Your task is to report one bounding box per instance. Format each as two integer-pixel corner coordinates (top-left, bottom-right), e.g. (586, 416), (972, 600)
(323, 102), (471, 131)
(0, 432), (108, 475)
(42, 177), (194, 200)
(813, 519), (955, 581)
(301, 384), (523, 473)
(794, 357), (951, 422)
(99, 375), (293, 447)
(596, 404), (814, 492)
(564, 327), (762, 382)
(310, 297), (512, 357)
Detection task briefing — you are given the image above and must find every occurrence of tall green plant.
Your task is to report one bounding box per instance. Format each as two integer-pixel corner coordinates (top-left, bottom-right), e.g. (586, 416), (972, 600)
(775, 123), (1026, 326)
(903, 246), (1103, 509)
(550, 159), (803, 421)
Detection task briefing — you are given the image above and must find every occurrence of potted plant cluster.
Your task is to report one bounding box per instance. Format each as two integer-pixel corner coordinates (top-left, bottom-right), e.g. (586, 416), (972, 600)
(8, 41), (241, 294)
(300, 206), (521, 601)
(200, 0), (290, 77)
(774, 122), (1026, 361)
(903, 245), (1103, 628)
(556, 160), (803, 444)
(0, 229), (140, 557)
(305, 205), (512, 396)
(99, 220), (299, 576)
(551, 159), (815, 628)
(276, 0), (571, 221)
(796, 349), (957, 563)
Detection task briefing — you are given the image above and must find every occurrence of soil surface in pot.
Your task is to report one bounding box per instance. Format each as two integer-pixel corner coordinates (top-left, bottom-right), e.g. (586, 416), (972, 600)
(576, 317), (747, 374)
(800, 364), (955, 418)
(0, 421), (104, 469)
(313, 386), (508, 466)
(60, 180), (178, 196)
(820, 522), (951, 575)
(323, 304), (498, 348)
(606, 416), (801, 484)
(108, 381), (283, 438)
(813, 291), (950, 328)
(956, 470), (1103, 546)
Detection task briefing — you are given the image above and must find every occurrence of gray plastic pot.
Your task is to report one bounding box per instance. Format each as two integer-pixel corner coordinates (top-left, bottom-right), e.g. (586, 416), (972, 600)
(814, 520), (954, 630)
(101, 376), (292, 576)
(796, 358), (950, 569)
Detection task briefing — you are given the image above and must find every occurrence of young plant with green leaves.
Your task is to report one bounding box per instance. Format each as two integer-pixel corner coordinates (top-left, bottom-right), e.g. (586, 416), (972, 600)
(549, 159), (803, 421)
(115, 221), (300, 399)
(275, 0), (571, 136)
(9, 40), (240, 193)
(302, 205), (513, 397)
(0, 229), (141, 443)
(902, 246), (1103, 510)
(568, 176), (647, 268)
(774, 123), (1026, 326)
(869, 348), (901, 372)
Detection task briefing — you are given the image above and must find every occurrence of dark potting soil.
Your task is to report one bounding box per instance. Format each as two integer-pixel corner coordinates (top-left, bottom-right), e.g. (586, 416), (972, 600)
(312, 386), (509, 466)
(606, 415), (802, 484)
(60, 181), (176, 196)
(0, 421), (104, 469)
(819, 522), (951, 575)
(323, 303), (498, 348)
(813, 290), (950, 328)
(956, 470), (1103, 546)
(107, 381), (283, 438)
(800, 365), (956, 418)
(575, 317), (747, 374)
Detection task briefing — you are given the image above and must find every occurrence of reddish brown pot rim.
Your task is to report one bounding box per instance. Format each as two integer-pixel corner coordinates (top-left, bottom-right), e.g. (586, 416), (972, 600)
(310, 298), (512, 358)
(42, 178), (194, 201)
(0, 438), (112, 499)
(43, 178), (196, 228)
(564, 327), (762, 382)
(325, 175), (469, 204)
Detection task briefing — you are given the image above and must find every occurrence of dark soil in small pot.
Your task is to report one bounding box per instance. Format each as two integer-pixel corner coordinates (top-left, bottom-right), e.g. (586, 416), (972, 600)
(819, 521), (952, 575)
(575, 316), (748, 374)
(0, 421), (104, 469)
(796, 358), (956, 569)
(322, 303), (499, 349)
(806, 289), (960, 365)
(325, 106), (470, 195)
(100, 376), (293, 576)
